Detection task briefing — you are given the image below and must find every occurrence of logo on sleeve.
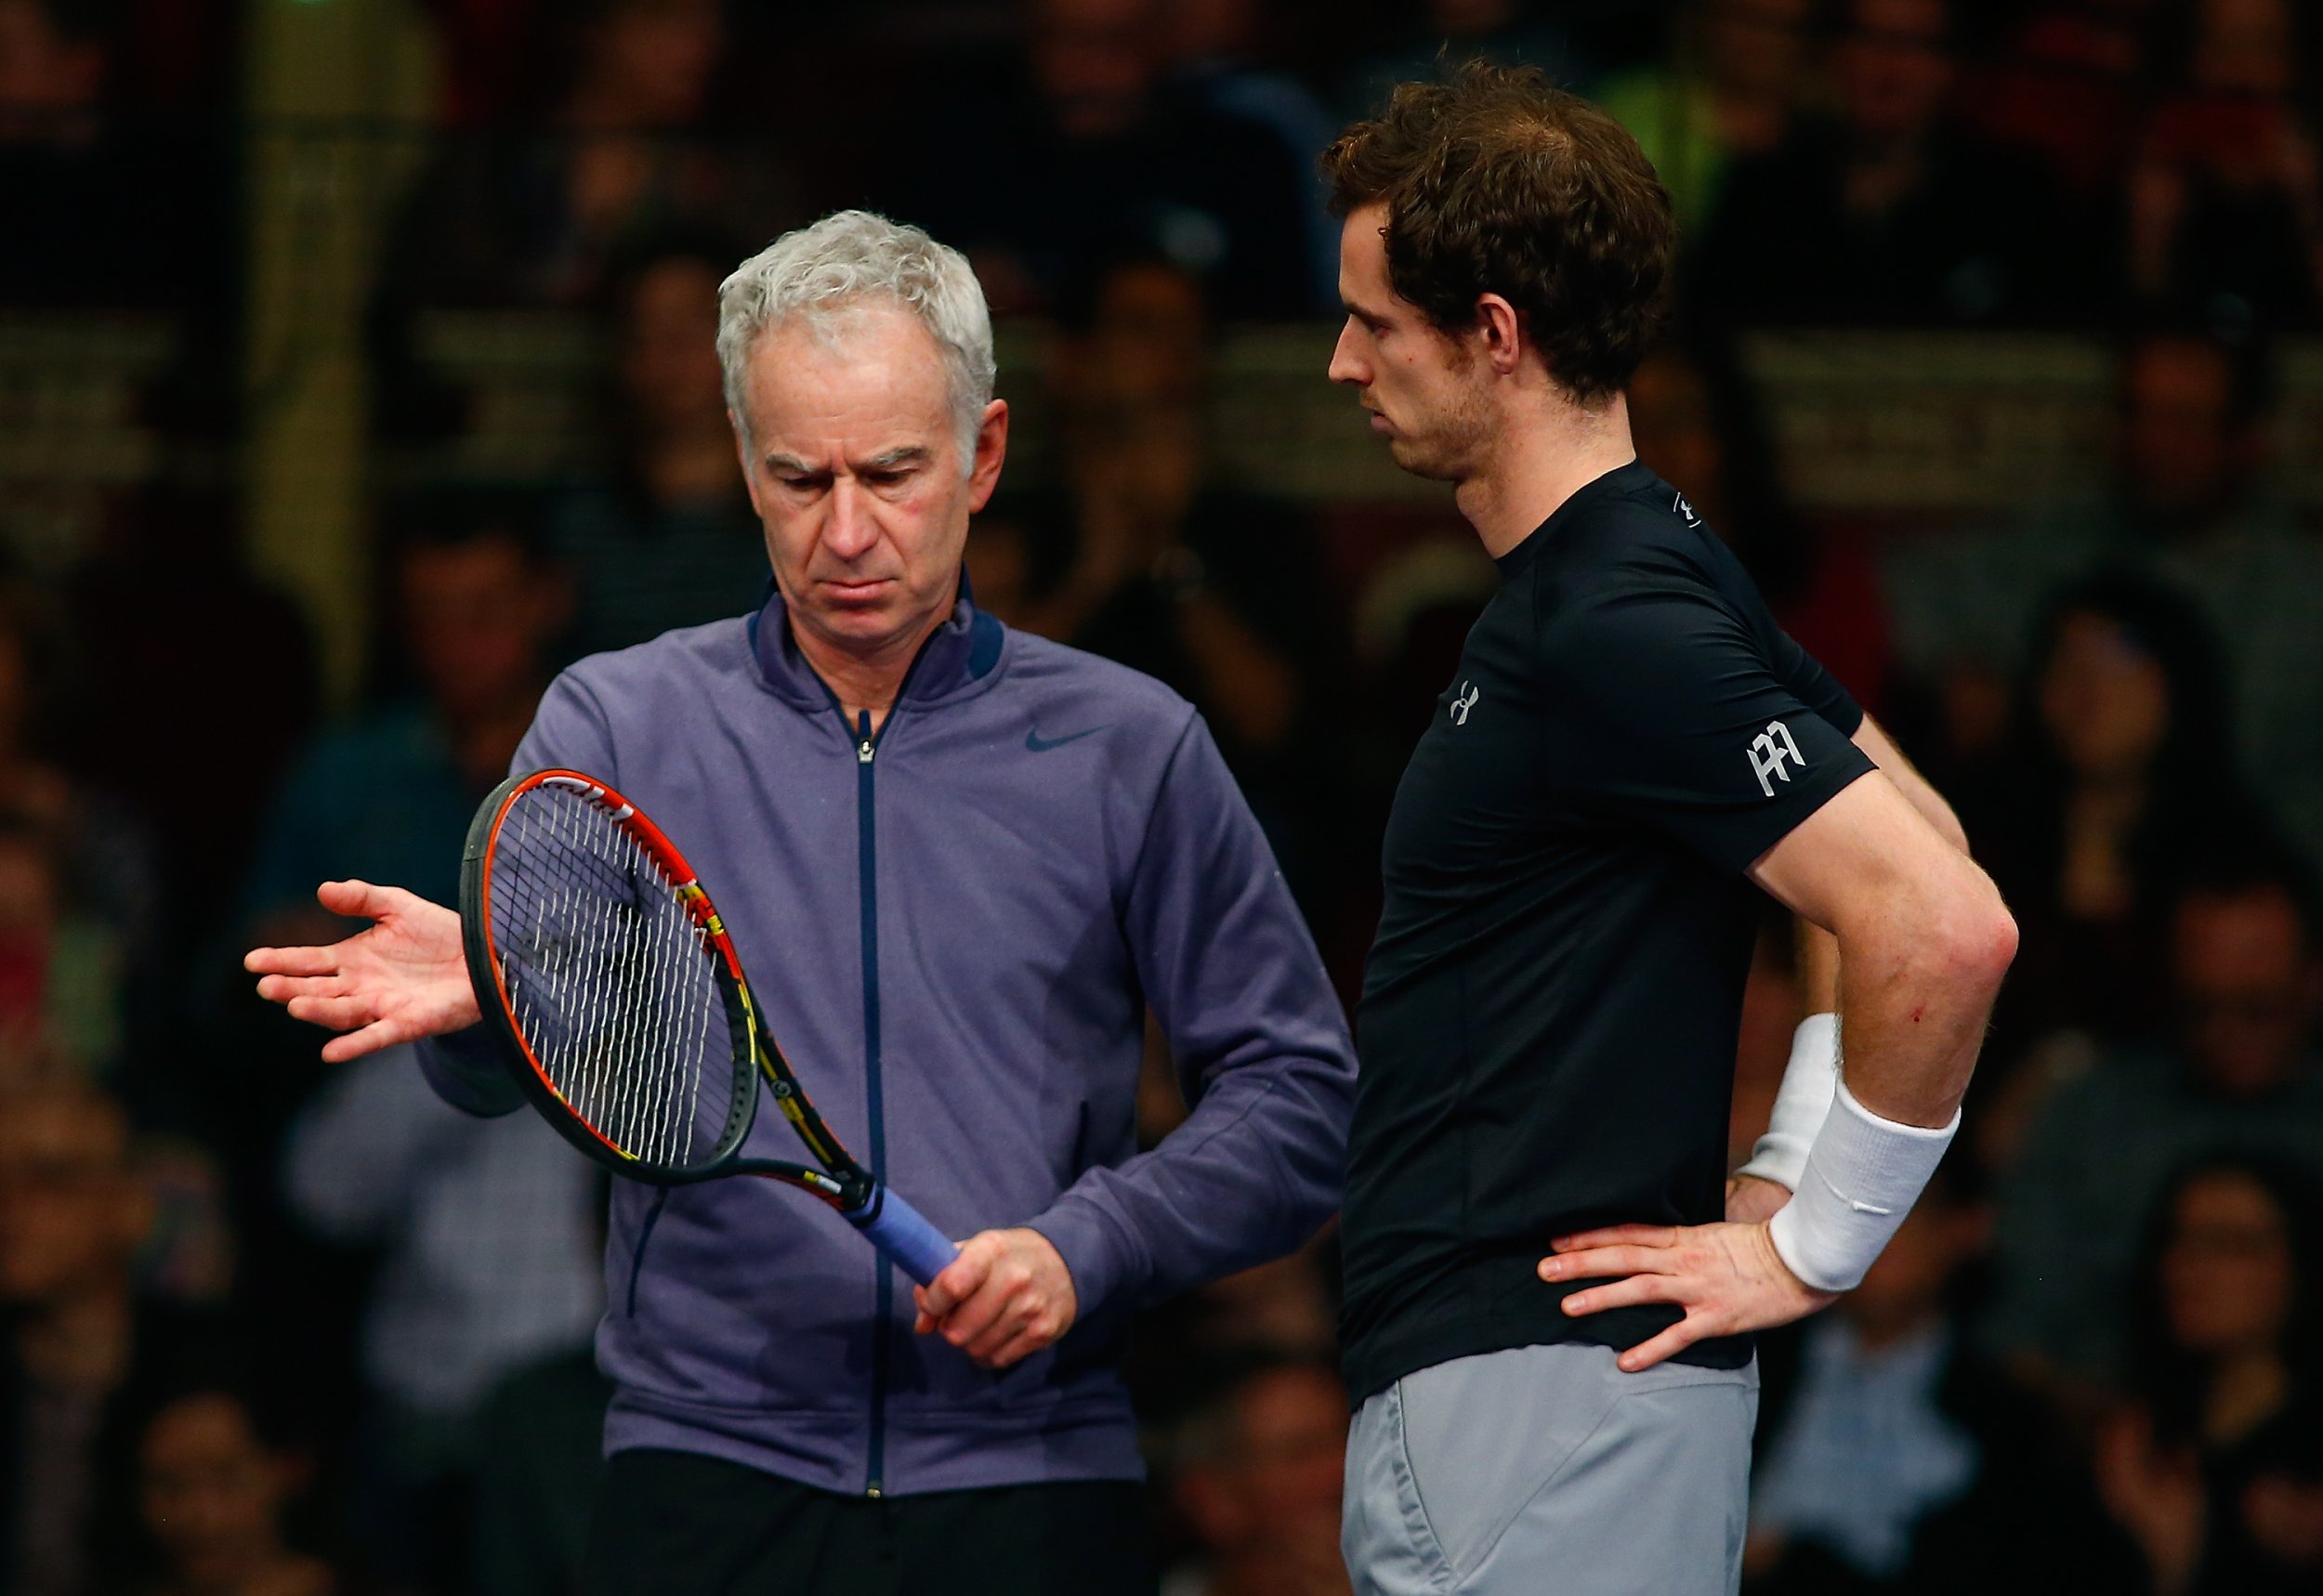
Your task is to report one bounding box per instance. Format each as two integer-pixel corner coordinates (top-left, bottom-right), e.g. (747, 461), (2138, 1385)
(1673, 491), (1701, 527)
(1450, 682), (1480, 726)
(1748, 720), (1805, 796)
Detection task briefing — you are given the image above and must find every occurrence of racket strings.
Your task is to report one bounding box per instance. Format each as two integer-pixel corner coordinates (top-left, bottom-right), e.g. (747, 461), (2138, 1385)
(488, 784), (740, 1169)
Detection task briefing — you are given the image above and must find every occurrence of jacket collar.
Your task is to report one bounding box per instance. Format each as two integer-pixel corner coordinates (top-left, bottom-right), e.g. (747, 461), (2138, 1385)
(747, 571), (1006, 713)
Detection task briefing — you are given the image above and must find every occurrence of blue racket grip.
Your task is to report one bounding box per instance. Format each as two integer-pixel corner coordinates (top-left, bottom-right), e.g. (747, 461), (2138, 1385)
(847, 1185), (958, 1287)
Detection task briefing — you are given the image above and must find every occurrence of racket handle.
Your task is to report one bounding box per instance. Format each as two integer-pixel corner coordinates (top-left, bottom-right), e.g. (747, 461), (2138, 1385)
(847, 1185), (959, 1287)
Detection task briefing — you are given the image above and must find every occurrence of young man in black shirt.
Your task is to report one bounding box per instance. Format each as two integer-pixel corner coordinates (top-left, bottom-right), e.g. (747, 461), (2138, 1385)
(1322, 66), (2019, 1596)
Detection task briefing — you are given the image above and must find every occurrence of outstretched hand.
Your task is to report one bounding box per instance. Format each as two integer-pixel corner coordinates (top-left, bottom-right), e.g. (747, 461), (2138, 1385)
(244, 881), (477, 1063)
(1541, 1220), (1836, 1372)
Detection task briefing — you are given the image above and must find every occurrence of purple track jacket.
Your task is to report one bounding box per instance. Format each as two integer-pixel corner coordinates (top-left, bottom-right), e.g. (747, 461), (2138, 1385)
(417, 585), (1356, 1497)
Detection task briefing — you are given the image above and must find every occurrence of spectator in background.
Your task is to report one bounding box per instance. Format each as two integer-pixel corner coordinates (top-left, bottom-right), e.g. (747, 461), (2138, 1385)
(129, 1386), (356, 1596)
(0, 817), (125, 1092)
(63, 490), (319, 987)
(0, 0), (221, 308)
(889, 0), (1319, 318)
(2226, 1417), (2323, 1594)
(0, 586), (156, 1072)
(1966, 0), (2152, 201)
(1883, 328), (2323, 864)
(1690, 0), (2077, 331)
(2126, 0), (2323, 329)
(547, 233), (768, 658)
(1034, 254), (1351, 898)
(0, 1075), (221, 1596)
(1338, 0), (1590, 124)
(282, 1044), (601, 1594)
(2093, 1157), (2323, 1596)
(1959, 572), (2277, 1065)
(1746, 1165), (2092, 1593)
(385, 0), (775, 311)
(1165, 1356), (1350, 1596)
(1159, 0), (1341, 306)
(374, 0), (794, 440)
(1626, 344), (1893, 712)
(240, 495), (570, 946)
(1987, 857), (2323, 1393)
(1596, 0), (1814, 234)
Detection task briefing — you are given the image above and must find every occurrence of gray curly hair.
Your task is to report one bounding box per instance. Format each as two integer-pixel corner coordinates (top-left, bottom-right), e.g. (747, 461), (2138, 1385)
(716, 210), (997, 472)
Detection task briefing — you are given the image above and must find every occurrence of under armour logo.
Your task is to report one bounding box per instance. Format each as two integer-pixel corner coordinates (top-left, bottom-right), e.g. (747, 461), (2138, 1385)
(1673, 492), (1700, 527)
(1450, 682), (1479, 726)
(1748, 720), (1805, 796)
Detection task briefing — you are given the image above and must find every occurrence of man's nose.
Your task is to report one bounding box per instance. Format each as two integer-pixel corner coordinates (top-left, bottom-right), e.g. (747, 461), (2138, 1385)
(824, 477), (878, 560)
(1328, 323), (1368, 386)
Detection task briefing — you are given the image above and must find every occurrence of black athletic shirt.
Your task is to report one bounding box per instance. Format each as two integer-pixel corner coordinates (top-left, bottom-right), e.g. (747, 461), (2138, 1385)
(1340, 460), (1874, 1402)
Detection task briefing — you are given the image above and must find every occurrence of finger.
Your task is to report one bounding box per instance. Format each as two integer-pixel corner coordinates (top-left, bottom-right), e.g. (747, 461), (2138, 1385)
(316, 879), (404, 920)
(1538, 1244), (1669, 1283)
(965, 1302), (1031, 1363)
(1559, 1274), (1683, 1316)
(978, 1324), (1051, 1371)
(1615, 1317), (1705, 1374)
(940, 1286), (1016, 1353)
(255, 974), (346, 1004)
(1553, 1223), (1677, 1252)
(937, 1271), (1017, 1350)
(919, 1248), (990, 1322)
(245, 946), (347, 977)
(285, 993), (385, 1031)
(319, 1018), (420, 1065)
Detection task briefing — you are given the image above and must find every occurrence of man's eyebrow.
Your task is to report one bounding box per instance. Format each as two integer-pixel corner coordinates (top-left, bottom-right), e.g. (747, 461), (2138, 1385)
(762, 451), (820, 475)
(860, 446), (931, 471)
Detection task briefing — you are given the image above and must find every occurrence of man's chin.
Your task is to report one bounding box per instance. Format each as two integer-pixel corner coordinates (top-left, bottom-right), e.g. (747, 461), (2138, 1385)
(1385, 435), (1462, 482)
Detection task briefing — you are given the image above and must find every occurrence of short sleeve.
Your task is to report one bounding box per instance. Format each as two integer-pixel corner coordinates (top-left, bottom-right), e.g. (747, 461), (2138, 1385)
(1542, 577), (1875, 873)
(1768, 624), (1865, 737)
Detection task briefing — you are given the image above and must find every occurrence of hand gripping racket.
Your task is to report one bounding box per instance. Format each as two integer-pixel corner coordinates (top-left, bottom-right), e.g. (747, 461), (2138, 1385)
(459, 768), (958, 1285)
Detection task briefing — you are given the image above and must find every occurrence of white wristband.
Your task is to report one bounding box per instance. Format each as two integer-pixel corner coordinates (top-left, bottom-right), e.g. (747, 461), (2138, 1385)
(1737, 1014), (1840, 1191)
(1765, 1077), (1959, 1293)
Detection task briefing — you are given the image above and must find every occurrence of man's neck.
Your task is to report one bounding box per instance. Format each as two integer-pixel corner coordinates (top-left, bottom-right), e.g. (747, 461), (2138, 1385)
(790, 580), (959, 734)
(1454, 392), (1638, 558)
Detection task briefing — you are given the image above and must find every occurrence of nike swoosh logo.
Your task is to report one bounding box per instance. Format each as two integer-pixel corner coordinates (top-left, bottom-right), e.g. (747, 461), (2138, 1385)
(1026, 725), (1106, 753)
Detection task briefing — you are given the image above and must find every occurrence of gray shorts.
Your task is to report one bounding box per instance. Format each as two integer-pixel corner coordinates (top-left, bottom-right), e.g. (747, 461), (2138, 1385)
(1343, 1342), (1758, 1596)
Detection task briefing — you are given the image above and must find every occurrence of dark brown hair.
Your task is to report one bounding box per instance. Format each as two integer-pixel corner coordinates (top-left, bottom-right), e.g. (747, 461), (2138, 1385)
(1321, 62), (1676, 402)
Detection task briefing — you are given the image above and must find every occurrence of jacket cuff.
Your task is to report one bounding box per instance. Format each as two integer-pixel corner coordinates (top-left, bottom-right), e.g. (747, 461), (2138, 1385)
(1025, 1191), (1147, 1322)
(414, 1025), (527, 1118)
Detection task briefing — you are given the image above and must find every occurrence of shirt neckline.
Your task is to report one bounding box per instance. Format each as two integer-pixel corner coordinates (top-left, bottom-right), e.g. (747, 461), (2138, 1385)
(1494, 458), (1657, 575)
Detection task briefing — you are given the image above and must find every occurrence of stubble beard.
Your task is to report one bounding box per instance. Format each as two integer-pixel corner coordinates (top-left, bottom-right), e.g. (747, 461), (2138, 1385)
(1385, 384), (1493, 485)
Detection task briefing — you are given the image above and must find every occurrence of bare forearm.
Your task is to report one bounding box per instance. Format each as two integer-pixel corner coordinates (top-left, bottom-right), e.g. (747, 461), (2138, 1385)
(1795, 921), (1839, 1014)
(1834, 921), (2007, 1127)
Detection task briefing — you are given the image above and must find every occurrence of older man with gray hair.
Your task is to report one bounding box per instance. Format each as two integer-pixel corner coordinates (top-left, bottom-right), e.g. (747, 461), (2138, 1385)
(246, 210), (1356, 1595)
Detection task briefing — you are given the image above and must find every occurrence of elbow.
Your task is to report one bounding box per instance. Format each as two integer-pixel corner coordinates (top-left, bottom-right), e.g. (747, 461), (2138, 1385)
(1924, 883), (2018, 998)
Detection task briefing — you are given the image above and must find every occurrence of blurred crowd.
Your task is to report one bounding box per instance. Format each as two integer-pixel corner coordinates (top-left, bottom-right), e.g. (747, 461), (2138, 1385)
(7, 0), (2323, 1590)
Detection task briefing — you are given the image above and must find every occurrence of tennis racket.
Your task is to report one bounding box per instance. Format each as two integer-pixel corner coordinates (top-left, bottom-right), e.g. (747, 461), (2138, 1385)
(458, 767), (958, 1286)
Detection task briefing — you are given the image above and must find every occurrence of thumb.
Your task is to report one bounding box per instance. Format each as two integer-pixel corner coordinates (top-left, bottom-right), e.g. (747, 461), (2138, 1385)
(317, 879), (404, 922)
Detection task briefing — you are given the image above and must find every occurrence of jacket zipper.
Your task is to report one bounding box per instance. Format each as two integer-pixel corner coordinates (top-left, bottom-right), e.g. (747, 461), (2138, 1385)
(855, 706), (892, 1498)
(815, 647), (935, 1499)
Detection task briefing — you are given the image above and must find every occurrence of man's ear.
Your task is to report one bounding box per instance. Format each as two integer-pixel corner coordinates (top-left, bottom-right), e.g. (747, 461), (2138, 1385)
(1475, 294), (1525, 377)
(967, 399), (1010, 513)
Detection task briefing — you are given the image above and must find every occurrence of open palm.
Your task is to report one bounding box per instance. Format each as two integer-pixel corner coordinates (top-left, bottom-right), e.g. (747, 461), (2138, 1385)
(245, 880), (479, 1062)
